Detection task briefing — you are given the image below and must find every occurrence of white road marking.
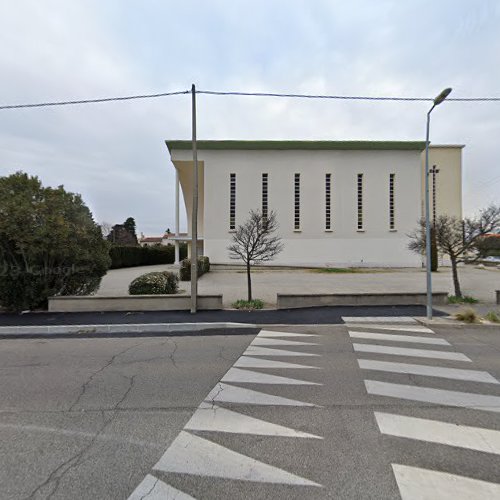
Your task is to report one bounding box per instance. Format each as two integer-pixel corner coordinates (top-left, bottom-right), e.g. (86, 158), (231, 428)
(349, 331), (449, 345)
(251, 337), (319, 347)
(343, 317), (417, 323)
(244, 346), (320, 357)
(392, 463), (500, 499)
(205, 383), (317, 406)
(128, 474), (195, 499)
(346, 324), (434, 333)
(365, 380), (500, 413)
(353, 343), (471, 362)
(258, 330), (319, 338)
(358, 359), (499, 384)
(375, 412), (500, 455)
(154, 431), (321, 487)
(222, 367), (321, 385)
(185, 402), (322, 439)
(234, 356), (320, 370)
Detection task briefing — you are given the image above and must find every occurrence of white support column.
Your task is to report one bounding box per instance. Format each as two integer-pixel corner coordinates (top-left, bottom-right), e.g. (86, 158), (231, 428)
(174, 168), (180, 265)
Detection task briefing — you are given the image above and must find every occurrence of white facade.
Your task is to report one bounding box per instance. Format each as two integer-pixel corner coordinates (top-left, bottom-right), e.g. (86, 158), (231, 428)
(168, 141), (463, 268)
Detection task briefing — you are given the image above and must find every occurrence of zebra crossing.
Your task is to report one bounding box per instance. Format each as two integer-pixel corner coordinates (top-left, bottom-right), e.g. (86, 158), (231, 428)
(344, 316), (500, 499)
(128, 329), (323, 499)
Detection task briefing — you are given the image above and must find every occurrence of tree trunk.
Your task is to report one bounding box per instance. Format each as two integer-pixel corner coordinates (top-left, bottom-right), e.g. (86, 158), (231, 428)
(450, 256), (462, 298)
(246, 262), (252, 301)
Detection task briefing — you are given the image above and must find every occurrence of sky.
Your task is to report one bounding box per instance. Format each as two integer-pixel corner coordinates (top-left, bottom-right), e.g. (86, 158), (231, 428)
(1, 0), (499, 235)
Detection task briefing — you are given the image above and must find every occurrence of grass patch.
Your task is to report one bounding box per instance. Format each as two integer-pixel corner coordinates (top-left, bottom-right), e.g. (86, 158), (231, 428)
(232, 299), (264, 310)
(447, 295), (479, 304)
(455, 308), (479, 323)
(485, 311), (500, 323)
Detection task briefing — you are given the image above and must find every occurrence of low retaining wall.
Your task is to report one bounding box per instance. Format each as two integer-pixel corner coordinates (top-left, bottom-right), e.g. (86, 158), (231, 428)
(48, 294), (223, 312)
(277, 292), (448, 309)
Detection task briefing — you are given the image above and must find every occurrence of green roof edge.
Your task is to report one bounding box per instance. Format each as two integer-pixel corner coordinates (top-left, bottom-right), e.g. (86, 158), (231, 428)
(165, 140), (427, 152)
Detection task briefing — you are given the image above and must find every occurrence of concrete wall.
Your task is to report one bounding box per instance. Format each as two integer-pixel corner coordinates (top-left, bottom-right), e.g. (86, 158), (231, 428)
(49, 294), (223, 312)
(277, 292), (448, 309)
(173, 148), (424, 267)
(422, 146), (463, 219)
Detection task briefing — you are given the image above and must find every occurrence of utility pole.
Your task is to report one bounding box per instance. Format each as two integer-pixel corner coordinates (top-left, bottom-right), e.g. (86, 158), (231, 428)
(190, 84), (199, 313)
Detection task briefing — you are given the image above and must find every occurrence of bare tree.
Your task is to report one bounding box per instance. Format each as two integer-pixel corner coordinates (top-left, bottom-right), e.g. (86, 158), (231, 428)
(408, 204), (500, 297)
(228, 209), (284, 301)
(99, 222), (113, 239)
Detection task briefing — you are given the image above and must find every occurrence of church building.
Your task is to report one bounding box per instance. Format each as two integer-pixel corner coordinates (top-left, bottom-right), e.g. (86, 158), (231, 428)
(166, 141), (463, 268)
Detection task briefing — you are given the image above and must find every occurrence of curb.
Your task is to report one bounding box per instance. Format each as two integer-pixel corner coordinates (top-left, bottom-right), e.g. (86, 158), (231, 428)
(0, 322), (258, 339)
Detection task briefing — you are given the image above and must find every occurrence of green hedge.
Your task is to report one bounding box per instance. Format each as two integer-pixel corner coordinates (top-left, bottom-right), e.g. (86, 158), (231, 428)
(129, 271), (179, 295)
(110, 244), (187, 269)
(179, 256), (210, 281)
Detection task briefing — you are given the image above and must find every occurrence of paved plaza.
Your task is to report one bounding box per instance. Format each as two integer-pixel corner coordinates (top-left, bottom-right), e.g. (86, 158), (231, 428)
(96, 265), (500, 309)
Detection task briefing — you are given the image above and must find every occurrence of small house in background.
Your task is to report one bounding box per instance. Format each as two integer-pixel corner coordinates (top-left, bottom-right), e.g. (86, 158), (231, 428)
(139, 232), (188, 247)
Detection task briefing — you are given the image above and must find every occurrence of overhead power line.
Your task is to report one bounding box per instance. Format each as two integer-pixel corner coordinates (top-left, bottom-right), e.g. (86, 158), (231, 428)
(0, 89), (190, 110)
(197, 90), (500, 102)
(1, 88), (500, 110)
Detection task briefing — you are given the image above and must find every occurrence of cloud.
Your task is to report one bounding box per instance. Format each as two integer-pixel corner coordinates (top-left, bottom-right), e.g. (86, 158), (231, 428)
(1, 0), (499, 234)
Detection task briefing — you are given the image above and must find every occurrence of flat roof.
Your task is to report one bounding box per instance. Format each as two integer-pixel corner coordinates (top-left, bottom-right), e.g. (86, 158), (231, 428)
(166, 140), (427, 152)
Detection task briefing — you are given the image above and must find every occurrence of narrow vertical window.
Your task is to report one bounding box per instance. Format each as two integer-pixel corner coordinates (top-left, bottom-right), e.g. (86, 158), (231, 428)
(325, 173), (332, 230)
(389, 173), (395, 230)
(294, 173), (300, 230)
(229, 173), (236, 230)
(262, 173), (268, 220)
(357, 173), (364, 230)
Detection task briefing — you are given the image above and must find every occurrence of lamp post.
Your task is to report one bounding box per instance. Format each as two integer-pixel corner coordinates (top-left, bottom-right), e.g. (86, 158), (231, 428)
(430, 165), (440, 227)
(425, 88), (452, 320)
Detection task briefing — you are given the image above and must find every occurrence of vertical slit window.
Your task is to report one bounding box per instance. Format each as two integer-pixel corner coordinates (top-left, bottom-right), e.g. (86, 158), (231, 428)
(389, 173), (395, 229)
(229, 173), (236, 230)
(262, 173), (268, 220)
(357, 173), (364, 230)
(325, 173), (332, 230)
(294, 173), (300, 230)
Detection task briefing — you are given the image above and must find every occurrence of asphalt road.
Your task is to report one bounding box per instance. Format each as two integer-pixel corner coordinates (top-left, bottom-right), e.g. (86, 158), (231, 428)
(1, 322), (500, 499)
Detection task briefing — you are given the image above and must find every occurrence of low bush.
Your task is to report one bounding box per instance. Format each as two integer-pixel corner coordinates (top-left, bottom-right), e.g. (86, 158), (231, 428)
(485, 311), (500, 323)
(179, 256), (210, 281)
(447, 295), (478, 304)
(110, 243), (187, 269)
(128, 271), (179, 295)
(455, 308), (479, 323)
(232, 299), (264, 310)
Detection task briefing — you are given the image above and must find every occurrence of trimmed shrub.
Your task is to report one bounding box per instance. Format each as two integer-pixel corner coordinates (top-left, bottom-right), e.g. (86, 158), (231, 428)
(129, 271), (179, 295)
(110, 243), (187, 269)
(179, 256), (210, 281)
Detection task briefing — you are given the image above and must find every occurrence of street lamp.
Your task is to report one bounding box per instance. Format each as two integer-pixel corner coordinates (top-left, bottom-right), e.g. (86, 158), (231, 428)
(424, 87), (452, 320)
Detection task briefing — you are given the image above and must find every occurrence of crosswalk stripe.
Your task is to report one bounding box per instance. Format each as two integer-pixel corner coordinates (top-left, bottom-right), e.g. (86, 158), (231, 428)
(244, 346), (320, 357)
(251, 337), (319, 347)
(234, 356), (320, 370)
(365, 380), (500, 413)
(154, 431), (321, 487)
(128, 474), (195, 499)
(392, 463), (500, 499)
(185, 402), (322, 439)
(353, 343), (471, 362)
(358, 359), (499, 384)
(349, 331), (449, 345)
(221, 367), (321, 385)
(347, 324), (434, 333)
(258, 330), (319, 338)
(205, 383), (317, 407)
(375, 412), (500, 455)
(343, 316), (417, 323)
